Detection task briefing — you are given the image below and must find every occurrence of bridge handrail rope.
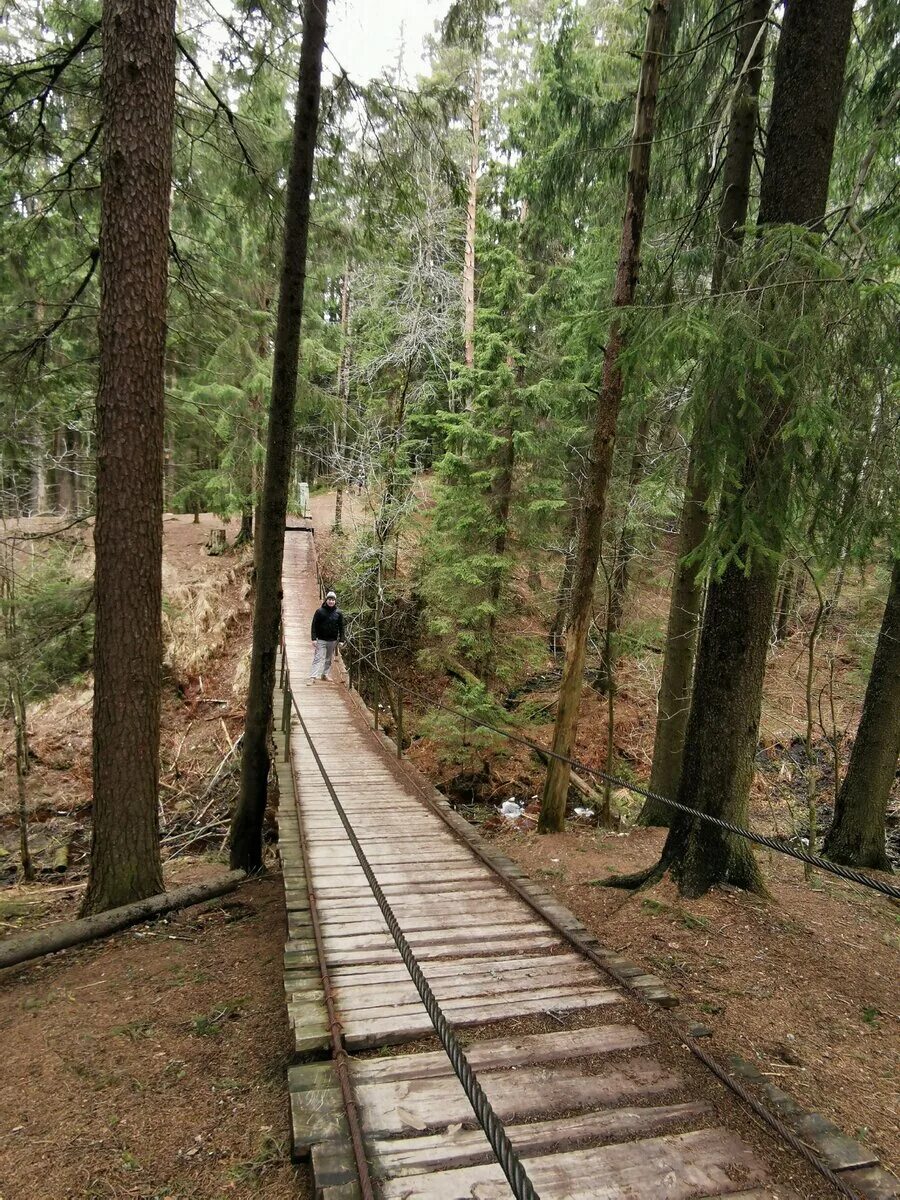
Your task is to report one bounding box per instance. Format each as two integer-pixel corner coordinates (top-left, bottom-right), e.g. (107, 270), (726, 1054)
(286, 682), (541, 1200)
(342, 634), (900, 903)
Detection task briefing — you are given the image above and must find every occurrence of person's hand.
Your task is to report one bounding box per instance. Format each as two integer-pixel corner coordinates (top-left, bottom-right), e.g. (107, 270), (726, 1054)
(311, 639), (317, 646)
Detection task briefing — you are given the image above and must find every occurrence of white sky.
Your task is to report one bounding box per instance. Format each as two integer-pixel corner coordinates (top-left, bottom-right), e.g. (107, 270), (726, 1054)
(325, 0), (451, 84)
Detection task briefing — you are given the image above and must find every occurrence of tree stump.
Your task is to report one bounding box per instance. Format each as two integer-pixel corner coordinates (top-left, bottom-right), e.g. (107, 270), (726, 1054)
(206, 528), (227, 556)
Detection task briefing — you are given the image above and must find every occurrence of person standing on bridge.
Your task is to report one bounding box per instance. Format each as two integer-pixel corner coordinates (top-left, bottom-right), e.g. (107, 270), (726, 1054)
(308, 590), (345, 683)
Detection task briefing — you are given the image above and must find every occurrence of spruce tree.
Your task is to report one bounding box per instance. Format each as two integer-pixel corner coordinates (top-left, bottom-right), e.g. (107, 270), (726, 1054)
(83, 0), (175, 913)
(824, 558), (899, 871)
(620, 0), (856, 896)
(539, 0), (671, 833)
(230, 0), (328, 872)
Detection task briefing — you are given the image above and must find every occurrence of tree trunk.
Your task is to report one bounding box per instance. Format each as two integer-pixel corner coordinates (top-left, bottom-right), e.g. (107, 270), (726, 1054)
(638, 0), (855, 894)
(642, 0), (768, 824)
(333, 264), (351, 532)
(539, 0), (671, 833)
(2, 872), (245, 970)
(164, 425), (176, 511)
(824, 558), (899, 870)
(230, 0), (328, 873)
(29, 439), (47, 515)
(236, 507), (253, 545)
(53, 427), (76, 514)
(774, 559), (802, 642)
(463, 55), (482, 375)
(549, 473), (582, 648)
(67, 427), (82, 513)
(83, 0), (175, 913)
(484, 418), (516, 672)
(597, 416), (649, 691)
(642, 446), (709, 822)
(11, 679), (34, 882)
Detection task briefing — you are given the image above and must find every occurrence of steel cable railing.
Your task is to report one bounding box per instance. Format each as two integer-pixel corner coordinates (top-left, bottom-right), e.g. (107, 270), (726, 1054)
(342, 635), (900, 902)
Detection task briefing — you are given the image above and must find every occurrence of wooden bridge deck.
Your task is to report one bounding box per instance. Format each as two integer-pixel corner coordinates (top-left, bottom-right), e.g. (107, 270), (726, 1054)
(277, 529), (818, 1200)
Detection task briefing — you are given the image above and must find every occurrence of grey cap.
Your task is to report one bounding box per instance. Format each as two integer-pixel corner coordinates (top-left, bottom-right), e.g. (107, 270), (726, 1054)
(325, 590), (337, 599)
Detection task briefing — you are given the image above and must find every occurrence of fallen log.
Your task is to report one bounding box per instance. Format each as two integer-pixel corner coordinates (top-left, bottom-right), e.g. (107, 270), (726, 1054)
(532, 747), (604, 806)
(0, 870), (246, 971)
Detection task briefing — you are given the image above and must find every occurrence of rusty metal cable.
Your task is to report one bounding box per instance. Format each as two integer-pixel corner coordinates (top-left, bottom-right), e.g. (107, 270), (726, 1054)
(344, 639), (900, 902)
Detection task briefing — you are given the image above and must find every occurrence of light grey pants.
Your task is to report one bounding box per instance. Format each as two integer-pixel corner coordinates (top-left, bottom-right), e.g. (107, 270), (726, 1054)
(309, 639), (337, 679)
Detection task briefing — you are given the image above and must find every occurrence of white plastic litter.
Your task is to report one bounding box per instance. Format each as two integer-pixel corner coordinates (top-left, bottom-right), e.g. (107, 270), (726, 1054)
(500, 800), (524, 818)
(574, 807), (595, 819)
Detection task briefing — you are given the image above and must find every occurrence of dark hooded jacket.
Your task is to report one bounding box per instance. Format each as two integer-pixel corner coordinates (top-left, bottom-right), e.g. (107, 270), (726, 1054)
(311, 602), (345, 642)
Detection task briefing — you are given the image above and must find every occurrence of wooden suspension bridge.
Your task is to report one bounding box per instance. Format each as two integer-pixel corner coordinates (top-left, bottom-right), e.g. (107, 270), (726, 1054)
(274, 528), (894, 1200)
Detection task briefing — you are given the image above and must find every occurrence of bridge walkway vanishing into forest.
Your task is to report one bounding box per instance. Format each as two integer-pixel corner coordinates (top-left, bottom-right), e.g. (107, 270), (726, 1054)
(273, 528), (890, 1200)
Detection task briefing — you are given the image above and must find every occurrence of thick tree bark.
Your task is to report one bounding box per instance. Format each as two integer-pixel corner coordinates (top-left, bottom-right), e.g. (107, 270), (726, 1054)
(333, 264), (351, 532)
(637, 0), (855, 894)
(539, 0), (671, 833)
(597, 417), (649, 692)
(82, 0), (175, 914)
(463, 55), (482, 374)
(824, 559), (899, 870)
(549, 470), (582, 648)
(235, 507), (253, 546)
(230, 0), (328, 873)
(642, 445), (709, 822)
(643, 0), (768, 823)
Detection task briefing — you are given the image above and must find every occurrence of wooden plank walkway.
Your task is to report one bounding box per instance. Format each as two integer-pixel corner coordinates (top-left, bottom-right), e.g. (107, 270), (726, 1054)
(277, 529), (812, 1200)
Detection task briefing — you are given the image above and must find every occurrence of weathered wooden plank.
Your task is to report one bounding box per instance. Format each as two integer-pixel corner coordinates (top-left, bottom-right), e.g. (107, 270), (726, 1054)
(290, 1085), (346, 1157)
(312, 909), (539, 940)
(378, 1129), (769, 1200)
(314, 1132), (362, 1190)
(311, 934), (563, 968)
(306, 987), (620, 1047)
(333, 964), (604, 1011)
(327, 951), (582, 985)
(308, 874), (489, 894)
(313, 879), (504, 900)
(313, 896), (517, 921)
(351, 1024), (649, 1085)
(354, 1058), (678, 1137)
(332, 956), (598, 998)
(371, 1102), (710, 1177)
(319, 921), (553, 952)
(305, 849), (476, 867)
(837, 1166), (900, 1200)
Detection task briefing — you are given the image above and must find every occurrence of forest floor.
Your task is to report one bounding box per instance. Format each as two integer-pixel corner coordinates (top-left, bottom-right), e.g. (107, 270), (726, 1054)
(0, 869), (309, 1200)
